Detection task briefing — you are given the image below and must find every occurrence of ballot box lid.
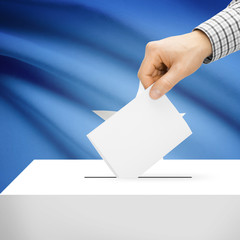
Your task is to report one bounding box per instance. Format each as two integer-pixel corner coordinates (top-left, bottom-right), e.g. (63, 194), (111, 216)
(2, 159), (240, 195)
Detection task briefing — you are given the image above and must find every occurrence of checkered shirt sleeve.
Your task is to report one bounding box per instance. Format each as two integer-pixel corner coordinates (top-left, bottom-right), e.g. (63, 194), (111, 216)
(194, 0), (240, 63)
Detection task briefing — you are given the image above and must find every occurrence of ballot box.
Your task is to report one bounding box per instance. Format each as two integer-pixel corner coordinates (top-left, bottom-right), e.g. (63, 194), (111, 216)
(1, 159), (240, 240)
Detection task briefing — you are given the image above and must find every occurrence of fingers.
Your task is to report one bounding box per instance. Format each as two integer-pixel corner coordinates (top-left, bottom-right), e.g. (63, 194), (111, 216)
(138, 41), (163, 89)
(137, 57), (156, 89)
(149, 64), (185, 99)
(138, 58), (167, 89)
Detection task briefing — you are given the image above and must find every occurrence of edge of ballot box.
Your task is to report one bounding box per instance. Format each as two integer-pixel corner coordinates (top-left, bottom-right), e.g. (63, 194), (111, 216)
(1, 195), (240, 240)
(2, 159), (240, 195)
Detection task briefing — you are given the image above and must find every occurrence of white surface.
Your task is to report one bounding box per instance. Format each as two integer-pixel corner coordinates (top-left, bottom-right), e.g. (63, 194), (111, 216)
(87, 86), (192, 178)
(2, 159), (240, 195)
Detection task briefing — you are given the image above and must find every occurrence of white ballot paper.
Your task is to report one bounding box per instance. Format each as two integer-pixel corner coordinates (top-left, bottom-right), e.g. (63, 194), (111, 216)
(87, 87), (192, 178)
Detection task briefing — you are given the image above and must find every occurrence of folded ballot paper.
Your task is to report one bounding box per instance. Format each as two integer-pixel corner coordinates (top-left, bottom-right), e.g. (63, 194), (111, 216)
(87, 86), (192, 178)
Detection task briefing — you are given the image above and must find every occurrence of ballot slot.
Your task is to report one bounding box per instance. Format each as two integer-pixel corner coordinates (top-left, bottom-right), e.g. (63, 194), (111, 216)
(85, 176), (116, 178)
(138, 176), (192, 178)
(84, 176), (192, 179)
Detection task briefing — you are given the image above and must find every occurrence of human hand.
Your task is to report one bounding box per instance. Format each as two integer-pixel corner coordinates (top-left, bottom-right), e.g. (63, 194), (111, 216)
(138, 30), (212, 99)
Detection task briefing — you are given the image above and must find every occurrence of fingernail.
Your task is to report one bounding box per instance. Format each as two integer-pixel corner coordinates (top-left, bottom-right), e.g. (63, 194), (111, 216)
(150, 88), (161, 99)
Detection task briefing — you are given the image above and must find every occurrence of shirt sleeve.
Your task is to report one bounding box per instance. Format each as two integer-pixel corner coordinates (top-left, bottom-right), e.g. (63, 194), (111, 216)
(194, 0), (240, 63)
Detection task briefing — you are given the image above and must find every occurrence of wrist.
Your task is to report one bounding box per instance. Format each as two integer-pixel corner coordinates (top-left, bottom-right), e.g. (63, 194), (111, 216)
(190, 30), (212, 59)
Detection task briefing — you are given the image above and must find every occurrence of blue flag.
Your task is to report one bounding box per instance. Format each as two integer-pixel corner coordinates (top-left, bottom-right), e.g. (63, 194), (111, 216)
(1, 0), (240, 193)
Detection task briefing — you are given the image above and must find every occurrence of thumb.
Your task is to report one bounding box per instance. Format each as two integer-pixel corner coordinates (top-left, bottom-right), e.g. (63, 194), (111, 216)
(149, 64), (184, 99)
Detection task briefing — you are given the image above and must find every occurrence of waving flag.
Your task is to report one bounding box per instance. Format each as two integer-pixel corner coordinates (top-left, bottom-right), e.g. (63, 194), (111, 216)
(1, 0), (240, 193)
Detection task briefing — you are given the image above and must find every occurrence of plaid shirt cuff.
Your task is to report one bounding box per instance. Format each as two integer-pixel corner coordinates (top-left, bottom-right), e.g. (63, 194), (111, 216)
(194, 0), (240, 63)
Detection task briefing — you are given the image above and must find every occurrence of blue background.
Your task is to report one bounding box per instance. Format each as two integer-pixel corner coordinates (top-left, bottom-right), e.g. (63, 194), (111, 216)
(0, 0), (239, 193)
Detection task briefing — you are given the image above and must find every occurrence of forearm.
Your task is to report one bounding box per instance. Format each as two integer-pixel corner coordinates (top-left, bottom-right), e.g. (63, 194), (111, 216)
(194, 0), (240, 63)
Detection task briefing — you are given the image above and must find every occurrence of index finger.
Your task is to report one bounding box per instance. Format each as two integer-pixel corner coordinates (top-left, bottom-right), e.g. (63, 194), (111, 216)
(137, 56), (156, 89)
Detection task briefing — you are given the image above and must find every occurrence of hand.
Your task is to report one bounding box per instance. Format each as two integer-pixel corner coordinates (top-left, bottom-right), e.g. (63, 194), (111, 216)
(137, 30), (212, 99)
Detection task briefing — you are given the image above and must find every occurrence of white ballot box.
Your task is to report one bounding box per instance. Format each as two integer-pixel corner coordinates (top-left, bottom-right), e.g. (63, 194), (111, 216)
(1, 159), (240, 240)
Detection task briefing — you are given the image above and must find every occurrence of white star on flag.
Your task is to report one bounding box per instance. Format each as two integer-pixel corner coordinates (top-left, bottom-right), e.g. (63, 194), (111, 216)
(93, 82), (185, 120)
